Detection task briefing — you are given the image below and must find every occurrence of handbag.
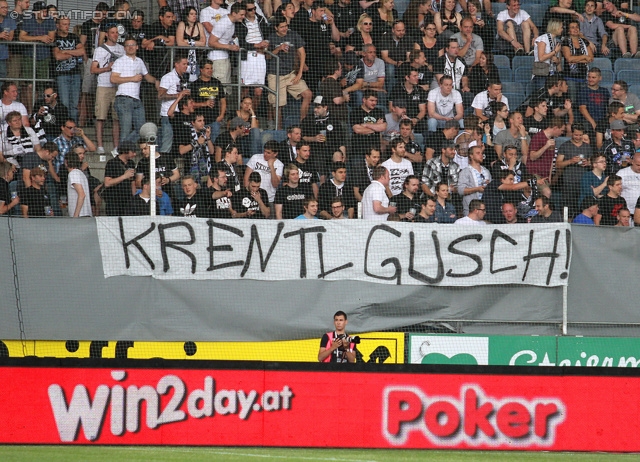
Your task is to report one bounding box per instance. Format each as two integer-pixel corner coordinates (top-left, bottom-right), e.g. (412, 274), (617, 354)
(531, 34), (554, 77)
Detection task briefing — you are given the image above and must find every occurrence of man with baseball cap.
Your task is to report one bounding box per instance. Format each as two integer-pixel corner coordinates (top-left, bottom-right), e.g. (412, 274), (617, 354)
(603, 119), (634, 176)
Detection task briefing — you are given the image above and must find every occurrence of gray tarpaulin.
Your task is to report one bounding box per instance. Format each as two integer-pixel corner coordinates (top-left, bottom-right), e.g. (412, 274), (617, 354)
(0, 218), (636, 341)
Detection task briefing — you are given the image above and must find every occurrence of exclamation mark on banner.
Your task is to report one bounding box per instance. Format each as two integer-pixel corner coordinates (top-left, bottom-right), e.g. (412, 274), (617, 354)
(560, 229), (571, 280)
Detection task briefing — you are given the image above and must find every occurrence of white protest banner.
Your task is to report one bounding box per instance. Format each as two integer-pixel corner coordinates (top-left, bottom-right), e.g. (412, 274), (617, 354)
(96, 217), (572, 287)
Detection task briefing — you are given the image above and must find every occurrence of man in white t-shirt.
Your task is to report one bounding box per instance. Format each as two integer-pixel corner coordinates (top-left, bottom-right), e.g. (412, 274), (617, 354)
(200, 0), (229, 46)
(454, 199), (487, 225)
(427, 75), (464, 131)
(618, 153), (640, 219)
(472, 80), (509, 122)
(496, 0), (538, 55)
(381, 137), (414, 196)
(66, 151), (92, 217)
(91, 24), (124, 155)
(244, 139), (283, 205)
(111, 37), (159, 144)
(0, 81), (29, 130)
(158, 54), (191, 154)
(362, 165), (396, 220)
(209, 2), (246, 85)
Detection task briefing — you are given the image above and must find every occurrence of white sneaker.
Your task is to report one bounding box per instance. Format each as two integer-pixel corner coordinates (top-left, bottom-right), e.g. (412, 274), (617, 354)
(97, 146), (105, 154)
(111, 148), (118, 157)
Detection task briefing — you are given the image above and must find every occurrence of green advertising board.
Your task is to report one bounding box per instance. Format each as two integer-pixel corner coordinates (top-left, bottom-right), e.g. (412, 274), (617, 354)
(409, 335), (640, 367)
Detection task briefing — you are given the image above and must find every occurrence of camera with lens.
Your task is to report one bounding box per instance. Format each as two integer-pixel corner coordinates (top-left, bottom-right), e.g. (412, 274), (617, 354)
(335, 333), (360, 349)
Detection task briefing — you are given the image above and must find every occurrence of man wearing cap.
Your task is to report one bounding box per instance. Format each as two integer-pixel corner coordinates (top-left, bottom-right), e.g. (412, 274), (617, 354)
(214, 116), (250, 162)
(603, 119), (634, 177)
(266, 16), (313, 129)
(301, 95), (346, 173)
(103, 140), (138, 216)
(573, 196), (599, 225)
(20, 1), (55, 110)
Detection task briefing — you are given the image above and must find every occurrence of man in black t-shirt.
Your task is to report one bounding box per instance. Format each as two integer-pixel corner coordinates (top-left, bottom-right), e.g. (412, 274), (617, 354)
(351, 146), (381, 202)
(232, 171), (270, 218)
(103, 140), (137, 216)
(350, 90), (386, 157)
(20, 167), (51, 217)
(597, 174), (627, 226)
(135, 141), (179, 189)
(391, 175), (422, 221)
(317, 161), (355, 219)
(292, 141), (320, 199)
(214, 117), (250, 162)
(275, 164), (312, 219)
(99, 1), (131, 46)
(190, 60), (226, 142)
(143, 6), (177, 79)
(174, 175), (211, 217)
(207, 165), (234, 218)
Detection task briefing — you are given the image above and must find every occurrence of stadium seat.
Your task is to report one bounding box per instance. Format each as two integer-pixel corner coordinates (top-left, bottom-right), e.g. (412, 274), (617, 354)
(512, 56), (534, 72)
(261, 130), (287, 147)
(555, 136), (570, 149)
(590, 58), (613, 72)
(514, 66), (533, 83)
(503, 92), (526, 111)
(614, 58), (640, 73)
(525, 5), (546, 27)
(501, 81), (524, 94)
(498, 67), (513, 82)
(494, 54), (511, 69)
(491, 2), (507, 14)
(630, 84), (640, 96)
(616, 70), (640, 85)
(600, 69), (615, 87)
(395, 0), (410, 15)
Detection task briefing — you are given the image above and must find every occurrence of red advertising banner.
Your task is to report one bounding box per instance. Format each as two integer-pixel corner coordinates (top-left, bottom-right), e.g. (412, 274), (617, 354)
(0, 364), (638, 451)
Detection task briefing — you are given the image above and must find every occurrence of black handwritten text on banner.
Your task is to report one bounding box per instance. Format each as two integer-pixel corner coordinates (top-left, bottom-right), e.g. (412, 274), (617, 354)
(96, 218), (572, 287)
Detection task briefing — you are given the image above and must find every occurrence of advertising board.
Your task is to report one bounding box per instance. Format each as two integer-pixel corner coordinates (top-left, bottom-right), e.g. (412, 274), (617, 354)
(1, 362), (639, 451)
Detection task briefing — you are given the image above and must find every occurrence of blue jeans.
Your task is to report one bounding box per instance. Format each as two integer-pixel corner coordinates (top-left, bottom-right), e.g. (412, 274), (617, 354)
(385, 63), (397, 94)
(115, 95), (145, 144)
(158, 116), (173, 154)
(56, 74), (81, 122)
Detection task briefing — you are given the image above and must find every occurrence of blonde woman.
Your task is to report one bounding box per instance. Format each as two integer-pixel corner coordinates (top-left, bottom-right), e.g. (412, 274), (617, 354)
(346, 14), (375, 55)
(532, 19), (563, 90)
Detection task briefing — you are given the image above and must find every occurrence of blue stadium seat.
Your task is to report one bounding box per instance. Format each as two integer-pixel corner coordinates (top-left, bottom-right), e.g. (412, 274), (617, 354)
(512, 56), (534, 71)
(616, 70), (640, 85)
(525, 5), (546, 27)
(600, 69), (615, 86)
(503, 92), (526, 111)
(614, 58), (640, 73)
(395, 0), (410, 15)
(630, 84), (640, 96)
(555, 136), (570, 149)
(494, 54), (511, 69)
(514, 66), (533, 83)
(501, 81), (524, 94)
(261, 130), (287, 147)
(590, 58), (613, 72)
(491, 2), (507, 14)
(498, 67), (513, 82)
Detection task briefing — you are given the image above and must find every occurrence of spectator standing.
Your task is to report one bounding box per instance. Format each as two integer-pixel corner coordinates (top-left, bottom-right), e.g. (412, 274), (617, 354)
(91, 25), (124, 155)
(30, 86), (69, 142)
(191, 60), (226, 143)
(351, 89), (386, 157)
(562, 20), (594, 103)
(0, 0), (16, 81)
(19, 1), (55, 111)
(580, 153), (608, 204)
(602, 119), (634, 176)
(98, 0), (130, 46)
(422, 141), (459, 198)
(158, 54), (191, 155)
(111, 37), (158, 144)
(361, 165), (396, 220)
(494, 111), (530, 161)
(596, 175), (627, 226)
(617, 153), (640, 218)
(578, 68), (610, 137)
(352, 146), (381, 201)
(209, 3), (247, 87)
(232, 170), (270, 218)
(176, 6), (207, 82)
(236, 0), (270, 110)
(380, 20), (413, 93)
(381, 137), (414, 197)
(433, 181), (458, 223)
(573, 196), (599, 225)
(65, 151), (92, 217)
(266, 17), (313, 129)
(555, 124), (592, 217)
(275, 164), (312, 219)
(20, 167), (51, 217)
(458, 145), (491, 216)
(103, 140), (137, 216)
(244, 140), (283, 207)
(528, 118), (565, 181)
(317, 161), (355, 219)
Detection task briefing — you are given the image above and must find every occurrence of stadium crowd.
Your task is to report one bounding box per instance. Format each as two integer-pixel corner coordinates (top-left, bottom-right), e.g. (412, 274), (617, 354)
(0, 0), (639, 226)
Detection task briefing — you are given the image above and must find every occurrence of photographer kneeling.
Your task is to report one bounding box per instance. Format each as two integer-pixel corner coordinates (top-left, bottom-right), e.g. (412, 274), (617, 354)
(318, 311), (358, 363)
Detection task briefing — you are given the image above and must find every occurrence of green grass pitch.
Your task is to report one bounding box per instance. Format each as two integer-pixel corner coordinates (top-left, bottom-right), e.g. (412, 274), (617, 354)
(1, 446), (640, 461)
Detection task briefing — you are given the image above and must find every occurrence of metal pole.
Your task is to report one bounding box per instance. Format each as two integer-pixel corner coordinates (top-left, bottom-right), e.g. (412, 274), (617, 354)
(275, 52), (280, 130)
(150, 144), (157, 216)
(237, 49), (242, 110)
(562, 206), (568, 335)
(32, 43), (37, 112)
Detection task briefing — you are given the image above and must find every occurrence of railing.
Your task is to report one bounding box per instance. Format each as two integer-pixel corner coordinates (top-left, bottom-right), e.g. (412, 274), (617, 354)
(6, 41), (56, 107)
(165, 44), (280, 127)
